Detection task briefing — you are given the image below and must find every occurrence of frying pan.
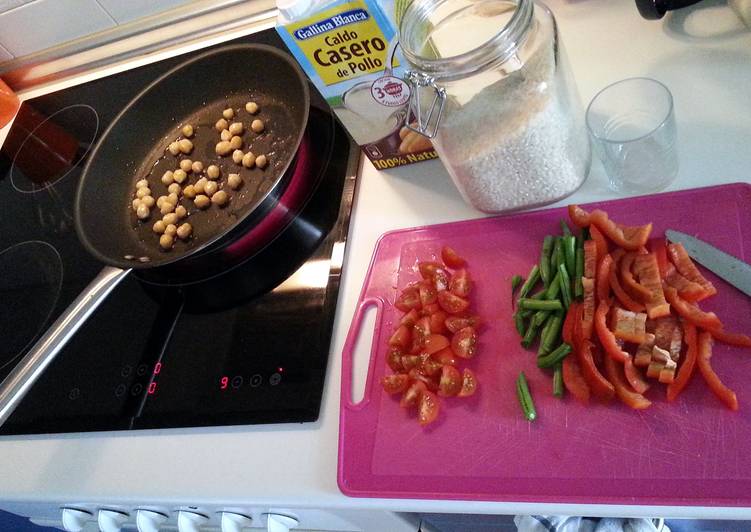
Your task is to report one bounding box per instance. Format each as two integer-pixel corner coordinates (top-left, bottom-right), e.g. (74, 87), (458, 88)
(0, 44), (310, 426)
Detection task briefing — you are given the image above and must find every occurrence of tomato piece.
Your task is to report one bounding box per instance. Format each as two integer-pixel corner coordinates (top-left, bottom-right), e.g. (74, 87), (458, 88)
(438, 365), (462, 397)
(583, 239), (598, 279)
(595, 299), (630, 363)
(696, 331), (738, 410)
(437, 290), (470, 314)
(632, 253), (670, 318)
(389, 325), (411, 349)
(428, 310), (449, 334)
(562, 354), (590, 404)
(445, 315), (481, 334)
(663, 286), (723, 330)
(382, 373), (410, 394)
(418, 261), (442, 280)
(401, 354), (421, 371)
(619, 252), (652, 303)
(418, 282), (438, 307)
(603, 352), (652, 409)
(710, 329), (751, 348)
(433, 268), (450, 292)
(432, 347), (457, 366)
(457, 368), (477, 397)
(418, 390), (440, 425)
(422, 303), (441, 316)
(400, 309), (420, 328)
(589, 225), (610, 262)
(387, 346), (404, 372)
(610, 254), (647, 312)
(411, 316), (431, 354)
(419, 353), (444, 377)
(581, 277), (595, 340)
(624, 358), (650, 394)
(596, 254), (613, 303)
(667, 243), (717, 300)
(400, 380), (427, 408)
(408, 368), (439, 392)
(451, 326), (477, 359)
(423, 333), (450, 355)
(394, 286), (421, 312)
(449, 268), (472, 297)
(576, 339), (615, 401)
(441, 246), (466, 269)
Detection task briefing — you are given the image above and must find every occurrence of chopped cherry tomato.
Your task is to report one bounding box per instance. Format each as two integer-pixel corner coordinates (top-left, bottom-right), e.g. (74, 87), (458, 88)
(411, 316), (432, 354)
(624, 358), (650, 394)
(422, 303), (441, 316)
(603, 353), (652, 409)
(445, 315), (481, 334)
(400, 309), (420, 327)
(696, 331), (738, 410)
(576, 339), (615, 401)
(451, 326), (477, 359)
(710, 329), (751, 348)
(449, 268), (472, 297)
(457, 368), (477, 397)
(619, 252), (652, 303)
(589, 224), (610, 262)
(400, 380), (427, 408)
(418, 282), (438, 307)
(433, 268), (450, 291)
(595, 299), (630, 363)
(428, 310), (449, 334)
(610, 254), (647, 312)
(432, 347), (457, 367)
(418, 261), (442, 279)
(382, 373), (410, 394)
(667, 243), (717, 300)
(596, 254), (613, 303)
(437, 290), (470, 314)
(632, 253), (671, 318)
(408, 367), (439, 392)
(418, 390), (440, 425)
(387, 346), (404, 372)
(438, 365), (462, 397)
(401, 354), (421, 371)
(419, 353), (444, 377)
(395, 286), (421, 312)
(441, 246), (466, 269)
(389, 325), (411, 349)
(562, 354), (590, 404)
(580, 277), (595, 340)
(583, 239), (598, 279)
(663, 286), (723, 330)
(424, 333), (450, 355)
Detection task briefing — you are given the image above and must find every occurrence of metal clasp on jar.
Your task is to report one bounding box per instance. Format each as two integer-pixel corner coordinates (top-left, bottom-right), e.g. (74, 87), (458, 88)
(404, 70), (446, 139)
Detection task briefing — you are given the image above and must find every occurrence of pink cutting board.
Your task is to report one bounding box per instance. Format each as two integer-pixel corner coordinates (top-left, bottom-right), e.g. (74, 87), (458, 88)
(338, 183), (751, 506)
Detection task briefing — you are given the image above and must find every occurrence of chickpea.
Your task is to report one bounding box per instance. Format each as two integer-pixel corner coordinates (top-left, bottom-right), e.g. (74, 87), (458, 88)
(245, 101), (259, 114)
(183, 184), (197, 199)
(160, 201), (175, 215)
(175, 205), (187, 219)
(229, 135), (243, 150)
(228, 122), (244, 135)
(159, 233), (174, 250)
(215, 140), (232, 156)
(251, 119), (265, 133)
(141, 195), (155, 208)
(179, 159), (193, 172)
(220, 129), (232, 141)
(162, 212), (179, 225)
(255, 154), (268, 169)
(222, 108), (235, 120)
(206, 165), (220, 179)
(176, 222), (193, 240)
(132, 198), (142, 211)
(204, 180), (218, 197)
(168, 183), (181, 195)
(228, 173), (242, 189)
(194, 177), (208, 194)
(211, 190), (229, 206)
(136, 187), (151, 198)
(161, 171), (174, 185)
(194, 194), (211, 209)
(167, 192), (179, 204)
(215, 118), (228, 131)
(242, 151), (256, 168)
(152, 220), (166, 234)
(232, 149), (244, 164)
(178, 139), (193, 154)
(181, 124), (194, 138)
(136, 179), (149, 188)
(173, 169), (188, 184)
(156, 195), (168, 209)
(136, 204), (150, 220)
(165, 224), (178, 237)
(191, 160), (204, 173)
(168, 141), (180, 156)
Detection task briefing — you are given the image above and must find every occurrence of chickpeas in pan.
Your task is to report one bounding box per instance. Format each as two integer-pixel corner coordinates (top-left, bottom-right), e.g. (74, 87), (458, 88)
(153, 220), (166, 234)
(162, 212), (179, 226)
(175, 205), (187, 219)
(191, 161), (204, 174)
(183, 185), (197, 199)
(173, 169), (188, 184)
(156, 195), (168, 209)
(255, 154), (268, 169)
(176, 222), (192, 240)
(229, 136), (243, 151)
(136, 204), (150, 220)
(245, 101), (259, 114)
(161, 171), (174, 185)
(165, 224), (178, 237)
(215, 141), (232, 156)
(181, 124), (194, 138)
(136, 179), (149, 188)
(167, 183), (181, 195)
(141, 195), (155, 208)
(132, 198), (142, 211)
(168, 141), (180, 156)
(251, 119), (265, 133)
(206, 165), (220, 179)
(227, 173), (242, 190)
(215, 118), (229, 131)
(194, 194), (210, 209)
(179, 159), (193, 173)
(222, 108), (235, 120)
(211, 190), (229, 206)
(167, 192), (179, 204)
(204, 181), (218, 197)
(194, 177), (208, 194)
(232, 149), (244, 164)
(159, 234), (174, 250)
(228, 122), (244, 136)
(160, 201), (175, 215)
(220, 129), (232, 142)
(242, 151), (256, 168)
(178, 139), (193, 154)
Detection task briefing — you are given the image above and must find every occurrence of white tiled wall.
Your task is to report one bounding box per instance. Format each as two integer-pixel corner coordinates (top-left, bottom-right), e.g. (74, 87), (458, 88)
(0, 0), (196, 63)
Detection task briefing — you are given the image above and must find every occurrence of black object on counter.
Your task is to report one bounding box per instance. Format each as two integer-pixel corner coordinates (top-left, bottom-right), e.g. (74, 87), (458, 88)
(635, 0), (703, 19)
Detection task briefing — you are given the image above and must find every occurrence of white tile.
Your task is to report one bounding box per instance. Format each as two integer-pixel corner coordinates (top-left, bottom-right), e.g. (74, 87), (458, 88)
(0, 0), (116, 57)
(0, 42), (13, 62)
(0, 0), (30, 14)
(96, 0), (192, 24)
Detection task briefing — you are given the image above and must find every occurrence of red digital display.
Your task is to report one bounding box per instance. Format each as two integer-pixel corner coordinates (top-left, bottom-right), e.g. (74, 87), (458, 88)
(153, 362), (162, 375)
(220, 376), (229, 390)
(277, 367), (284, 373)
(148, 382), (157, 395)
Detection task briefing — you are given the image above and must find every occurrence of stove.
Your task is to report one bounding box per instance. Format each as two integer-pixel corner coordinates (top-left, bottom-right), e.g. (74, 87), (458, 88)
(0, 29), (359, 435)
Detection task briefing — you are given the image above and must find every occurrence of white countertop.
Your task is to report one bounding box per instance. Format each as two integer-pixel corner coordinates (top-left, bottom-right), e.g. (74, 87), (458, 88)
(1, 0), (751, 521)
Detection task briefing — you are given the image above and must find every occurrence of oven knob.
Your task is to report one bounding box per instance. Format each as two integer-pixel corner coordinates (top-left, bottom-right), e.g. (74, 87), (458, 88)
(61, 508), (92, 532)
(265, 513), (298, 532)
(221, 512), (252, 532)
(136, 509), (168, 532)
(97, 509), (129, 532)
(177, 510), (209, 532)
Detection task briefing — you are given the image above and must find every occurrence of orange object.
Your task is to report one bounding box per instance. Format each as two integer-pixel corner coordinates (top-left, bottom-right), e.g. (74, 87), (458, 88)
(603, 353), (652, 409)
(696, 331), (738, 411)
(0, 77), (20, 128)
(667, 322), (698, 402)
(633, 253), (671, 318)
(595, 299), (630, 363)
(667, 243), (717, 299)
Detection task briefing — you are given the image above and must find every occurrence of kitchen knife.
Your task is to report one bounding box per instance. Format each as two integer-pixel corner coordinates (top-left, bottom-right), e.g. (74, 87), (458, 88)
(665, 229), (751, 297)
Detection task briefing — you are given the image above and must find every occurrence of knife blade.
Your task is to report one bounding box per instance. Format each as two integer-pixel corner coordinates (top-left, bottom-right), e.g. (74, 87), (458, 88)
(665, 230), (751, 297)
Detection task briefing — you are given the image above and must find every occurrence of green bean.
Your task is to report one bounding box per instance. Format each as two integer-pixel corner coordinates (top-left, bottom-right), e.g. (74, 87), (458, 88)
(539, 311), (564, 355)
(521, 317), (542, 348)
(518, 298), (563, 311)
(560, 219), (572, 237)
(545, 271), (561, 300)
(558, 263), (572, 309)
(539, 236), (554, 288)
(517, 264), (540, 301)
(563, 235), (576, 278)
(553, 363), (564, 398)
(537, 316), (556, 357)
(550, 237), (562, 276)
(511, 274), (523, 297)
(574, 237), (584, 299)
(537, 342), (572, 369)
(513, 311), (526, 336)
(516, 372), (537, 421)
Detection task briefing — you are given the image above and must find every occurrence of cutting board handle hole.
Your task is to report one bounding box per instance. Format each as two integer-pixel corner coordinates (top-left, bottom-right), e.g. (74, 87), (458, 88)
(349, 302), (378, 406)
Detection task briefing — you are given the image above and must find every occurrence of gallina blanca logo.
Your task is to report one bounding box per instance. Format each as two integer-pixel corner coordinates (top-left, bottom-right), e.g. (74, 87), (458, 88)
(293, 9), (369, 40)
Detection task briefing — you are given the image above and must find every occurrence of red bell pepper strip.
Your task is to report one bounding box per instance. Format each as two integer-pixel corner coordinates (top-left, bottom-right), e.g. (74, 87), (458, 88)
(665, 267), (707, 302)
(580, 277), (595, 340)
(577, 339), (615, 401)
(609, 307), (647, 344)
(667, 243), (717, 300)
(562, 302), (578, 346)
(569, 205), (653, 251)
(603, 353), (652, 409)
(651, 239), (670, 279)
(583, 239), (598, 279)
(624, 357), (650, 394)
(589, 224), (610, 262)
(595, 299), (631, 363)
(633, 253), (671, 318)
(562, 354), (590, 404)
(667, 321), (698, 402)
(620, 252), (653, 302)
(596, 254), (613, 303)
(663, 286), (723, 330)
(696, 331), (738, 411)
(710, 329), (751, 348)
(634, 333), (656, 367)
(610, 255), (647, 312)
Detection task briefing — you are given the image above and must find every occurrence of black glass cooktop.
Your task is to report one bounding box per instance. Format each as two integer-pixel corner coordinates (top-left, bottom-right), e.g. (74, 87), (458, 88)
(0, 30), (358, 435)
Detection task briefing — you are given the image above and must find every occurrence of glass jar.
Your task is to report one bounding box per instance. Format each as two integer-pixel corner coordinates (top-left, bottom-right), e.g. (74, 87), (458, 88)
(399, 0), (591, 213)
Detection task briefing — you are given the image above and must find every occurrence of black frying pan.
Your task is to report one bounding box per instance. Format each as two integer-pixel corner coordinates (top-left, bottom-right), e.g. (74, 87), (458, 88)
(0, 44), (310, 426)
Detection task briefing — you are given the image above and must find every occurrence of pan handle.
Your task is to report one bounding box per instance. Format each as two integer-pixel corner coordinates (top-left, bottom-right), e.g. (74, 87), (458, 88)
(0, 265), (131, 427)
